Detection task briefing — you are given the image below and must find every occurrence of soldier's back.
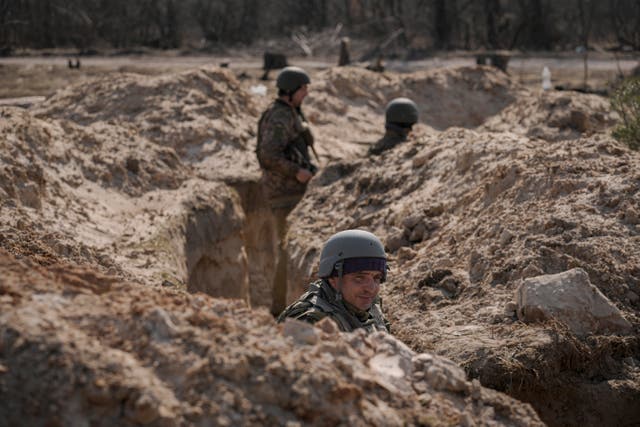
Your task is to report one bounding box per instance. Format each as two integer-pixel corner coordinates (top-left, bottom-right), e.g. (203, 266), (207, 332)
(368, 129), (407, 155)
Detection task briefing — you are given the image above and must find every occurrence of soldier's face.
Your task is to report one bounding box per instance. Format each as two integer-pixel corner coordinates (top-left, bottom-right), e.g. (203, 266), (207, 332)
(329, 270), (382, 311)
(291, 84), (309, 107)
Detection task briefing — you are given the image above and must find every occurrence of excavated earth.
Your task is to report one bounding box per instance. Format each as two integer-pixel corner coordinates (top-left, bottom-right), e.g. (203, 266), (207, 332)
(0, 64), (638, 426)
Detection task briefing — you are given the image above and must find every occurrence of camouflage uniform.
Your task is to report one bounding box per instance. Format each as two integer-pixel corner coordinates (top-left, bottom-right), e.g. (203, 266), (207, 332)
(257, 99), (316, 315)
(256, 99), (316, 209)
(277, 279), (390, 333)
(368, 124), (410, 156)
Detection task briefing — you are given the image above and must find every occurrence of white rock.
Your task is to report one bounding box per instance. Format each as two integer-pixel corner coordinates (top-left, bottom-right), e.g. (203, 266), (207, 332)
(281, 318), (319, 345)
(516, 268), (632, 336)
(144, 308), (179, 341)
(249, 84), (267, 96)
(412, 353), (469, 393)
(367, 332), (415, 394)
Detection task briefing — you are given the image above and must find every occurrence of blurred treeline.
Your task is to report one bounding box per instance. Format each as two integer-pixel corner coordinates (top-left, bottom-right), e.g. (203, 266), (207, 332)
(1, 0), (639, 53)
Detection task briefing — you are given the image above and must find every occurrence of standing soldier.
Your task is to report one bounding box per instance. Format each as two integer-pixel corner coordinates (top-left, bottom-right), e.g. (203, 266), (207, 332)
(256, 66), (317, 316)
(277, 229), (390, 333)
(368, 97), (419, 155)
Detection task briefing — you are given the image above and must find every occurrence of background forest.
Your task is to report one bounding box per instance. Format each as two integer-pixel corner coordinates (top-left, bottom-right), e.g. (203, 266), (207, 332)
(1, 0), (640, 55)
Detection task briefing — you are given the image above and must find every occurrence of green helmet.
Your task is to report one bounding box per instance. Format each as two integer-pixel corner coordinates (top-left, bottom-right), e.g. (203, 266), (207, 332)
(385, 97), (419, 126)
(276, 66), (311, 92)
(318, 230), (387, 282)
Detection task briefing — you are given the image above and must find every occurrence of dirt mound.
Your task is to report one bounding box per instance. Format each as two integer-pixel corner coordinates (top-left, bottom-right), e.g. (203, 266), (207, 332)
(0, 250), (542, 426)
(32, 67), (260, 182)
(302, 66), (517, 162)
(0, 105), (186, 277)
(32, 67), (256, 146)
(309, 65), (516, 129)
(480, 90), (618, 141)
(287, 127), (640, 426)
(1, 106), (186, 198)
(0, 104), (253, 297)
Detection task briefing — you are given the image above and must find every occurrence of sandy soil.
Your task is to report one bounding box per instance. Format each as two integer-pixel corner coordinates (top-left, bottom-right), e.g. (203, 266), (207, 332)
(1, 50), (637, 99)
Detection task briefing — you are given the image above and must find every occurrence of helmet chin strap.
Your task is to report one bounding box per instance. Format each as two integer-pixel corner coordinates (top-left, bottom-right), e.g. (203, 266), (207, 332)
(287, 86), (301, 105)
(334, 260), (344, 302)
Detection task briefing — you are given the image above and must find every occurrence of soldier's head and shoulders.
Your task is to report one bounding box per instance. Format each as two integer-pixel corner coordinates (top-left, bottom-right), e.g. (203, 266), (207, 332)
(369, 97), (419, 156)
(256, 65), (316, 203)
(277, 229), (390, 333)
(263, 66), (311, 120)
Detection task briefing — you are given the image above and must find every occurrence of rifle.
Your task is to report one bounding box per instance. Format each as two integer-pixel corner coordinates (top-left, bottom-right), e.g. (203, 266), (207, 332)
(309, 143), (322, 166)
(285, 137), (317, 174)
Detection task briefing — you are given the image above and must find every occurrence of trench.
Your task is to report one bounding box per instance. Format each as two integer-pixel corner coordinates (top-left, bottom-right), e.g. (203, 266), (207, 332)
(515, 381), (640, 427)
(179, 194), (250, 303)
(176, 182), (640, 427)
(170, 151), (639, 427)
(175, 177), (299, 314)
(228, 180), (281, 311)
(469, 342), (640, 427)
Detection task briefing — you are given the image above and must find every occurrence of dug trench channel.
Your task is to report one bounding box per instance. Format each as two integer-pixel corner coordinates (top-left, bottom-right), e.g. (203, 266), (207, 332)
(174, 171), (640, 427)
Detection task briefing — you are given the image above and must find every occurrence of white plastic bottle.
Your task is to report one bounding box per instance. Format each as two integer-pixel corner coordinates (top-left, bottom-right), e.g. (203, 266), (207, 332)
(542, 66), (552, 90)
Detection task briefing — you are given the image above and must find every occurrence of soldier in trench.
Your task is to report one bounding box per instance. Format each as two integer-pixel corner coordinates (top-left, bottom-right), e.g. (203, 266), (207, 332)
(255, 66), (317, 316)
(368, 97), (419, 155)
(277, 229), (390, 333)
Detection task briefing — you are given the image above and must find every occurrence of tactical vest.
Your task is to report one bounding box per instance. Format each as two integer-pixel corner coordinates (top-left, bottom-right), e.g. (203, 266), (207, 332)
(277, 280), (390, 333)
(256, 100), (316, 173)
(368, 125), (410, 156)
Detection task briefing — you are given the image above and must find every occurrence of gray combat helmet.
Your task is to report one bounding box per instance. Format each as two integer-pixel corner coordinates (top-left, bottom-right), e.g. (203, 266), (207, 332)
(276, 66), (311, 92)
(385, 97), (419, 126)
(318, 229), (387, 282)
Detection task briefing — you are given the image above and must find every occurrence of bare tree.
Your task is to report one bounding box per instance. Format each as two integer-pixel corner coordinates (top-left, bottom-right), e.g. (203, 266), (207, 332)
(1, 0), (639, 54)
(609, 0), (640, 49)
(575, 0), (597, 88)
(433, 0), (450, 49)
(0, 0), (21, 50)
(513, 0), (555, 49)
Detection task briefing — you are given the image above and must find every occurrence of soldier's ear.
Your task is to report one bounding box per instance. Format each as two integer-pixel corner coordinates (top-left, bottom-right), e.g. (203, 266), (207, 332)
(326, 277), (338, 290)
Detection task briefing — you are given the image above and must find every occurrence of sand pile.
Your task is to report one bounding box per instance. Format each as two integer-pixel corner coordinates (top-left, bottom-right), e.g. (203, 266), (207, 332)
(480, 90), (618, 141)
(302, 66), (517, 161)
(32, 67), (260, 182)
(0, 103), (251, 294)
(0, 105), (186, 277)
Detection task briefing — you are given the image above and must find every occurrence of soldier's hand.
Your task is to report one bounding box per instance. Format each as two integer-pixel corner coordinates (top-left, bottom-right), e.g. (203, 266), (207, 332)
(296, 168), (313, 183)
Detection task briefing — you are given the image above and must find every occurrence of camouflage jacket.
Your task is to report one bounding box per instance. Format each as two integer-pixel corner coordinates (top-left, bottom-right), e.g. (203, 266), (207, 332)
(368, 125), (410, 156)
(277, 279), (390, 333)
(256, 99), (316, 204)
